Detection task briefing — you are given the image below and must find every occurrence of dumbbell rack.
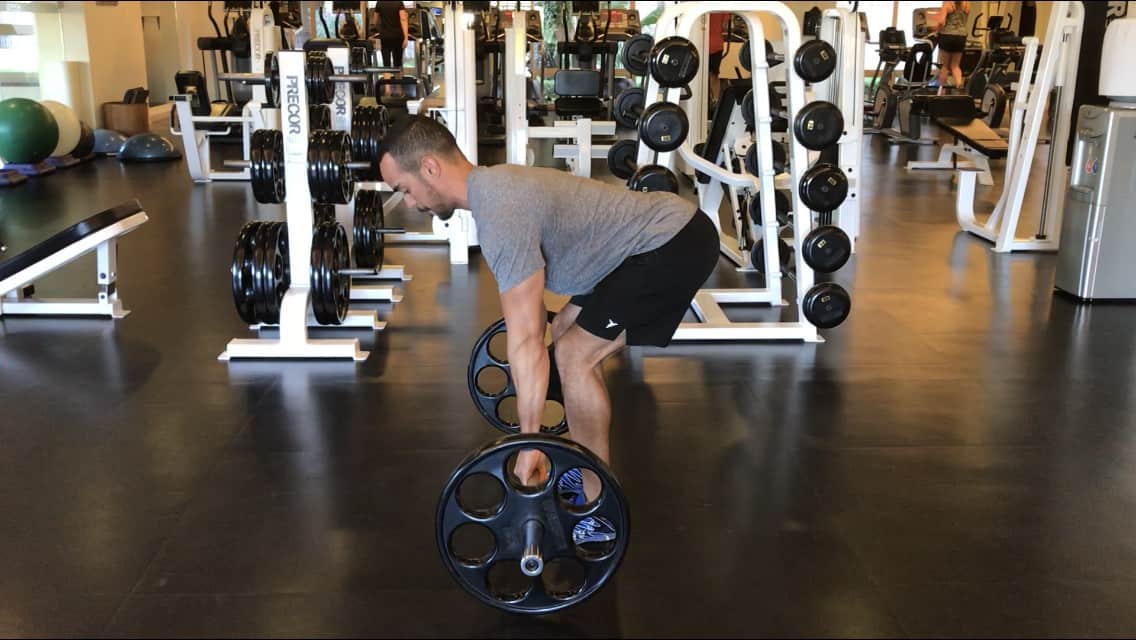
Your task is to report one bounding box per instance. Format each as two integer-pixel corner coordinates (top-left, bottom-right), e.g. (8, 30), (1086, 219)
(322, 45), (413, 293)
(649, 2), (827, 343)
(220, 50), (371, 361)
(815, 7), (863, 251)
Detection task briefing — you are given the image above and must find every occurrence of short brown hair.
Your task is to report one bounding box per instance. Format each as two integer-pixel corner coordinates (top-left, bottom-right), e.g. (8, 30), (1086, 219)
(378, 115), (462, 172)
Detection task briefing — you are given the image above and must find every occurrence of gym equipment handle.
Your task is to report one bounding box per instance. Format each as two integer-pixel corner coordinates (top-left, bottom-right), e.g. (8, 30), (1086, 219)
(520, 519), (544, 577)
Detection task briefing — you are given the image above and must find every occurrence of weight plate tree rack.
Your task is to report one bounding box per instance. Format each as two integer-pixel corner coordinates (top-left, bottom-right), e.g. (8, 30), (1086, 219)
(220, 50), (375, 361)
(645, 2), (859, 343)
(171, 6), (278, 185)
(320, 45), (414, 294)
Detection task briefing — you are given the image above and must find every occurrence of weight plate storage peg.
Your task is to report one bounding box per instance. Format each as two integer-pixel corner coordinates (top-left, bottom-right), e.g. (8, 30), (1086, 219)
(468, 315), (567, 435)
(801, 282), (851, 329)
(801, 225), (851, 273)
(627, 165), (679, 194)
(436, 434), (631, 614)
(793, 39), (838, 82)
(612, 87), (646, 129)
(638, 102), (688, 153)
(606, 139), (639, 180)
(793, 101), (844, 150)
(798, 163), (849, 212)
(621, 33), (653, 76)
(649, 36), (699, 88)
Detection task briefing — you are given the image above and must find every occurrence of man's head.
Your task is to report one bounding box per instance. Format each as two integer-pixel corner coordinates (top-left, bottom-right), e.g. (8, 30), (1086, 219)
(378, 115), (473, 221)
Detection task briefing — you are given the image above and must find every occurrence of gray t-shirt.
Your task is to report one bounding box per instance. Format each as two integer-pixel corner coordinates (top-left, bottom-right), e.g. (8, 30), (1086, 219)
(467, 165), (696, 295)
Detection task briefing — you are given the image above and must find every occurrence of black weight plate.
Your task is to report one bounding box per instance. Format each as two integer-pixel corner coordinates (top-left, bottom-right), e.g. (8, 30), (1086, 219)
(798, 163), (848, 211)
(370, 198), (386, 271)
(982, 83), (1006, 128)
(739, 39), (751, 72)
(793, 100), (844, 150)
(741, 89), (755, 129)
(252, 222), (285, 324)
(773, 142), (788, 174)
(330, 222), (351, 323)
(621, 33), (653, 76)
(749, 236), (793, 275)
(638, 102), (688, 153)
(793, 39), (837, 82)
(250, 129), (285, 204)
(801, 225), (851, 273)
(309, 104), (331, 131)
(765, 39), (782, 67)
(627, 164), (679, 193)
(330, 130), (355, 205)
(266, 129), (285, 203)
(467, 314), (567, 436)
(744, 144), (758, 176)
(436, 434), (630, 614)
(606, 139), (638, 181)
(307, 51), (335, 105)
(801, 282), (851, 329)
(307, 129), (326, 203)
(249, 223), (274, 324)
(309, 222), (334, 325)
(353, 189), (381, 268)
(231, 221), (264, 324)
(649, 36), (699, 88)
(313, 202), (336, 227)
(749, 189), (793, 225)
(265, 52), (279, 107)
(611, 87), (645, 129)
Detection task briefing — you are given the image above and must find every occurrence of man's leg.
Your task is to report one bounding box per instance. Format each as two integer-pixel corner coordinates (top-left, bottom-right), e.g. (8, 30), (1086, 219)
(554, 324), (627, 501)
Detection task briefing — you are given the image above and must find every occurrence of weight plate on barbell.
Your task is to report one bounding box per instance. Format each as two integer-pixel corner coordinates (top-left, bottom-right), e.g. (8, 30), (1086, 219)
(250, 129), (285, 204)
(798, 162), (849, 212)
(793, 100), (844, 150)
(638, 102), (688, 153)
(801, 281), (851, 329)
(649, 36), (699, 88)
(801, 225), (851, 274)
(306, 51), (336, 105)
(468, 314), (567, 436)
(265, 52), (280, 107)
(436, 433), (630, 615)
(611, 87), (645, 130)
(309, 104), (331, 131)
(606, 139), (638, 181)
(793, 39), (837, 83)
(627, 164), (679, 194)
(621, 33), (653, 76)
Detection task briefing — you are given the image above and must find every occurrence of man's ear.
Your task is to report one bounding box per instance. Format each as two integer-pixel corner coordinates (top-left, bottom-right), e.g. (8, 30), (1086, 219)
(420, 154), (442, 180)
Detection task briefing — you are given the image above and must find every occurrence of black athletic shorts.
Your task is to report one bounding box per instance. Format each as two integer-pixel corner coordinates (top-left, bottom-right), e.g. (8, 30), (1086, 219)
(937, 34), (967, 53)
(708, 50), (724, 75)
(569, 211), (719, 347)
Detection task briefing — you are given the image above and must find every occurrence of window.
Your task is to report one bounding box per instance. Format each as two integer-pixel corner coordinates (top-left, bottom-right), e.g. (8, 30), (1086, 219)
(0, 10), (39, 100)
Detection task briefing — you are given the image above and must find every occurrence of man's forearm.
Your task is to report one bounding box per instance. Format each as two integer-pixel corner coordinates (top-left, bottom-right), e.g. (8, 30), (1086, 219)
(508, 335), (550, 434)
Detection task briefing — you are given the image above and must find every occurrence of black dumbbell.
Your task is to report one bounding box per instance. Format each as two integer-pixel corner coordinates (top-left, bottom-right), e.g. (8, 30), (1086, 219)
(744, 141), (788, 177)
(766, 85), (844, 150)
(612, 87), (645, 129)
(622, 33), (654, 76)
(639, 102), (689, 152)
(799, 163), (849, 211)
(739, 39), (837, 83)
(607, 139), (679, 194)
(749, 189), (793, 227)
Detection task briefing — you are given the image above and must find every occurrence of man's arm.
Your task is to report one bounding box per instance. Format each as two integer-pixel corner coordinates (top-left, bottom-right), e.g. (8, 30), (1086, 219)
(500, 269), (548, 435)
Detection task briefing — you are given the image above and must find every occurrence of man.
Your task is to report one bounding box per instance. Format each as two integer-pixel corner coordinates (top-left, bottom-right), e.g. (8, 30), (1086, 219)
(378, 116), (718, 541)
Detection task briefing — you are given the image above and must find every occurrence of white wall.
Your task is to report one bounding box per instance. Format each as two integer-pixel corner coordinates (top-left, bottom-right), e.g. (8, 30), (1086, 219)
(83, 0), (149, 125)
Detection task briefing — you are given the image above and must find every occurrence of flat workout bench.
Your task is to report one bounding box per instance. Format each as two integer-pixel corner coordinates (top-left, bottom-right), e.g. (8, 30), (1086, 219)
(0, 200), (148, 318)
(906, 95), (1008, 185)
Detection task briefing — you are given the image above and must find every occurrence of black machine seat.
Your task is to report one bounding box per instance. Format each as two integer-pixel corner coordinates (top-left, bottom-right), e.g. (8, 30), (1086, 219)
(927, 96), (1009, 159)
(553, 69), (606, 118)
(0, 201), (145, 283)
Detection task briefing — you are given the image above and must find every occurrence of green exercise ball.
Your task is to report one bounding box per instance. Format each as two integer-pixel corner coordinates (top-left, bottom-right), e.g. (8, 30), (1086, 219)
(0, 98), (59, 164)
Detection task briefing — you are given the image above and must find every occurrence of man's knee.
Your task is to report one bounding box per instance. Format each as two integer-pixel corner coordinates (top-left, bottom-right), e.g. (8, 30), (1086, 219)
(554, 326), (625, 377)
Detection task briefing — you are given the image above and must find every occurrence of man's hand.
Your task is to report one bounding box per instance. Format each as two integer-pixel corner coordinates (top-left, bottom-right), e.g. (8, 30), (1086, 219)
(513, 448), (550, 488)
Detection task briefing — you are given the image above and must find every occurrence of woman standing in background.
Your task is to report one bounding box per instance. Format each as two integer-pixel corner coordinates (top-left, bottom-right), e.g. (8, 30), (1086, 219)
(932, 0), (971, 94)
(370, 1), (409, 70)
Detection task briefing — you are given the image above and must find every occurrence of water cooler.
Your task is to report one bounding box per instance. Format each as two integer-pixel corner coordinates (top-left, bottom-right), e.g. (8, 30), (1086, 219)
(1054, 18), (1136, 301)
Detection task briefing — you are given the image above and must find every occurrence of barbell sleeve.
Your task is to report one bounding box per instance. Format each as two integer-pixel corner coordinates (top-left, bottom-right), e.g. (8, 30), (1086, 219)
(520, 519), (544, 577)
(223, 159), (252, 168)
(217, 72), (267, 84)
(328, 73), (371, 84)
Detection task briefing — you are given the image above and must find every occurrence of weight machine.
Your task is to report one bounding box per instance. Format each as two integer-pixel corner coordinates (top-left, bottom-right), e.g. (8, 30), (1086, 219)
(953, 1), (1084, 253)
(171, 5), (278, 183)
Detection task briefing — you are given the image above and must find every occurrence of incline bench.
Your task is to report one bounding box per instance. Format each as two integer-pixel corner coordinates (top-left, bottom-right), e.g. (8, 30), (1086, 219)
(0, 200), (148, 319)
(906, 94), (1008, 185)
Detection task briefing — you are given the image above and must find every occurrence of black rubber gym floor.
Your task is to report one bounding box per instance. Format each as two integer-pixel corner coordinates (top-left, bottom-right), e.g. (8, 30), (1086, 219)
(2, 131), (1136, 638)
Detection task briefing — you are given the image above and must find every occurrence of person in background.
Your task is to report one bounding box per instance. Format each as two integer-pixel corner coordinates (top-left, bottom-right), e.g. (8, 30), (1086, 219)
(931, 0), (971, 95)
(370, 1), (409, 70)
(1019, 0), (1037, 38)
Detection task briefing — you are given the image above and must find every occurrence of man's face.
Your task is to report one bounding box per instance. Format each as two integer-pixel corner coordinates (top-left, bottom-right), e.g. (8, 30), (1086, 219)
(379, 154), (456, 221)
